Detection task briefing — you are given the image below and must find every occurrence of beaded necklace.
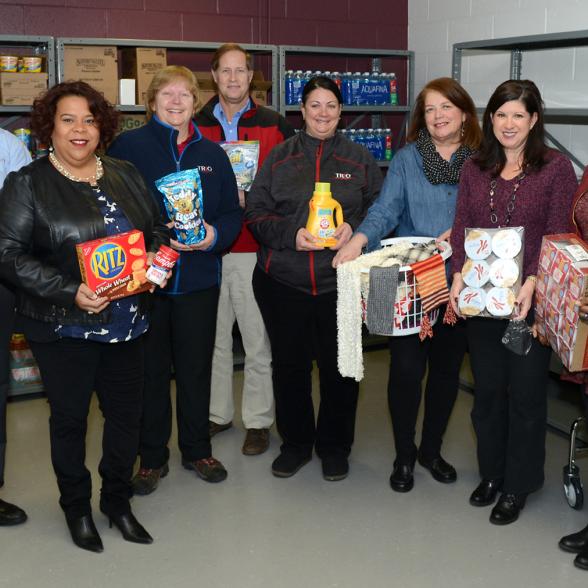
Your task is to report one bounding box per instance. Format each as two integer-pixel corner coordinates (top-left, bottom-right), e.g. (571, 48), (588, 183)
(49, 152), (104, 186)
(489, 171), (526, 226)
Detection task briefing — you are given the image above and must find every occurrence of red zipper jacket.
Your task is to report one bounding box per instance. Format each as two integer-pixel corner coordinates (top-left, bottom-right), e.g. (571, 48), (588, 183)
(195, 96), (295, 253)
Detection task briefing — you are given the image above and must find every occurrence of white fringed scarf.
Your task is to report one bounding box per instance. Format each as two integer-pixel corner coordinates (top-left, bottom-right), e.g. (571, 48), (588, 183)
(336, 243), (413, 382)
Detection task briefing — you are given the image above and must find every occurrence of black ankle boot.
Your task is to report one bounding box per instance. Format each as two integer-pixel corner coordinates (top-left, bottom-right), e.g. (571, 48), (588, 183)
(574, 548), (588, 570)
(417, 453), (457, 483)
(559, 523), (588, 553)
(106, 511), (153, 544)
(389, 462), (414, 493)
(489, 493), (526, 525)
(66, 514), (104, 553)
(469, 479), (503, 507)
(0, 499), (27, 526)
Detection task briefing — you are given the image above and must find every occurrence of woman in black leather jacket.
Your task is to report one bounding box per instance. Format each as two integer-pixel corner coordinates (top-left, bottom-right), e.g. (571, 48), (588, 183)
(0, 82), (169, 553)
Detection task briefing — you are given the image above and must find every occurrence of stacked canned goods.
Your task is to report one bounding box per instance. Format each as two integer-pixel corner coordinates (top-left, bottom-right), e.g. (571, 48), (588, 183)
(0, 55), (42, 73)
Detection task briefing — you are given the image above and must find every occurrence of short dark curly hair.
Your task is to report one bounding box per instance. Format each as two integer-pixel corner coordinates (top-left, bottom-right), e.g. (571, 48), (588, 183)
(30, 81), (120, 148)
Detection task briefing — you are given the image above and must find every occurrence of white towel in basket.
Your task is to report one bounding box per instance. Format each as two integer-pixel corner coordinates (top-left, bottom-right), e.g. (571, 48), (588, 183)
(336, 243), (412, 382)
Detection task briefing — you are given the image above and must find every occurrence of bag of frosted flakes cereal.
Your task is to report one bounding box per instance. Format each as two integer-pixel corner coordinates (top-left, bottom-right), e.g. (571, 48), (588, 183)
(155, 169), (205, 245)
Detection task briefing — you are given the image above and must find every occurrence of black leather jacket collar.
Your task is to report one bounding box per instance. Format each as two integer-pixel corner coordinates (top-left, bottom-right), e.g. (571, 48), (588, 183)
(0, 156), (169, 327)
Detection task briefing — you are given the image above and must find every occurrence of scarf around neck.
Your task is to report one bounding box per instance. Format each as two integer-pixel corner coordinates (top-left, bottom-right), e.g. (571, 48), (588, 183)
(416, 128), (473, 185)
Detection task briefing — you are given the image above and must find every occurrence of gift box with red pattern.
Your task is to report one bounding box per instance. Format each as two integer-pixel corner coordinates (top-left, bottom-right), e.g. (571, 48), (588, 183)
(535, 233), (588, 371)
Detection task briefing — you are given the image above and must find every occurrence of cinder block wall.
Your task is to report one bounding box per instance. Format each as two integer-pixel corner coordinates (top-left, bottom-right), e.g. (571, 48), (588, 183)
(409, 0), (588, 171)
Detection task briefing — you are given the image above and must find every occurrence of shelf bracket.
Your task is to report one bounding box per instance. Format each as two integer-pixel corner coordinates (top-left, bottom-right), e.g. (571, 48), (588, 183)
(510, 49), (523, 80)
(545, 130), (585, 170)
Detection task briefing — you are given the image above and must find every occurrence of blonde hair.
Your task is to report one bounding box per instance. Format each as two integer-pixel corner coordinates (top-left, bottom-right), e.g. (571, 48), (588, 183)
(145, 65), (202, 120)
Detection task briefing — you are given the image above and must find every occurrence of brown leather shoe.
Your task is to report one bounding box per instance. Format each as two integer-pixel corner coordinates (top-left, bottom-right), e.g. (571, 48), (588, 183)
(242, 428), (270, 456)
(209, 420), (233, 437)
(132, 463), (169, 496)
(182, 457), (227, 483)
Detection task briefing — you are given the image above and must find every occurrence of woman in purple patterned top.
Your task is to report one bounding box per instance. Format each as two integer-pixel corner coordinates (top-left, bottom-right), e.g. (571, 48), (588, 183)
(449, 80), (577, 526)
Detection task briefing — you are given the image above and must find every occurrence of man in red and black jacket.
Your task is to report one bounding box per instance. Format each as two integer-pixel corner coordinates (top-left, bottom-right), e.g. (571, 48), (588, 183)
(195, 43), (294, 456)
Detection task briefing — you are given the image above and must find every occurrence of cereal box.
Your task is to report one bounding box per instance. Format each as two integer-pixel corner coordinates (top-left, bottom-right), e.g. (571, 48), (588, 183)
(76, 230), (151, 300)
(535, 233), (588, 371)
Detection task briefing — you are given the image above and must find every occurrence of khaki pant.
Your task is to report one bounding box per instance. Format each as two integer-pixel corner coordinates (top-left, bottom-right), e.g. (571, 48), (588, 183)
(210, 253), (274, 429)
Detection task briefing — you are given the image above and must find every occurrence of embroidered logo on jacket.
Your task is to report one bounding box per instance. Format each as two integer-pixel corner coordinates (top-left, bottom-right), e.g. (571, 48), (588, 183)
(335, 172), (352, 180)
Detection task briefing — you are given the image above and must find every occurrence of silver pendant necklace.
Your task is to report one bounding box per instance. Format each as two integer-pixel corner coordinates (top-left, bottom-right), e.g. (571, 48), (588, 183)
(489, 171), (526, 227)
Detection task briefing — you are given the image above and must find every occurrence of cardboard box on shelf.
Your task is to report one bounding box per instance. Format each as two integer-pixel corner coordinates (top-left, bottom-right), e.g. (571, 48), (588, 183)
(535, 233), (588, 371)
(121, 48), (167, 105)
(0, 72), (48, 105)
(63, 45), (118, 104)
(193, 70), (270, 106)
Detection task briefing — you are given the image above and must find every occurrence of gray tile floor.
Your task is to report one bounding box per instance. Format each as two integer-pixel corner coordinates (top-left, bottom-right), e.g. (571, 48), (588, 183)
(2, 349), (588, 587)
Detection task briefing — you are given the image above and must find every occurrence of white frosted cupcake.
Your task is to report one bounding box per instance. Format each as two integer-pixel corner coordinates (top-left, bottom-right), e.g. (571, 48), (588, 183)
(489, 258), (519, 288)
(464, 229), (492, 260)
(462, 259), (491, 288)
(492, 228), (522, 259)
(486, 286), (516, 317)
(458, 287), (486, 316)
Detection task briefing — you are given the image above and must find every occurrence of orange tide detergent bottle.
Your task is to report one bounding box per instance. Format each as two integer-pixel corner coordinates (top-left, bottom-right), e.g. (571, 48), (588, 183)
(305, 182), (343, 248)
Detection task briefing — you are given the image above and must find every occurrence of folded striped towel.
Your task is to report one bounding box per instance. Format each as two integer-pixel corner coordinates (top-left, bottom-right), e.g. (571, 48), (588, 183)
(410, 253), (449, 313)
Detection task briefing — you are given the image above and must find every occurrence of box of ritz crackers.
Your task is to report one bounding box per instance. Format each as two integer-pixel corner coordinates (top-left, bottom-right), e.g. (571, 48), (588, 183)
(76, 229), (151, 300)
(535, 233), (588, 371)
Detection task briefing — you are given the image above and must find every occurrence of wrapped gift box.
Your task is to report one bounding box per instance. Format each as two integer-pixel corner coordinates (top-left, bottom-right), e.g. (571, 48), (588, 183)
(535, 233), (588, 371)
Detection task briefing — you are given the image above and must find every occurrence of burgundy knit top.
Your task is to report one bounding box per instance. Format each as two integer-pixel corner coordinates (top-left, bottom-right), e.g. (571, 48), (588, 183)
(451, 149), (578, 279)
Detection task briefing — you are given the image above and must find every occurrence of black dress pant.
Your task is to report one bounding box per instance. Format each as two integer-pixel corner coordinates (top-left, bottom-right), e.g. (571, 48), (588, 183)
(30, 337), (144, 519)
(0, 283), (15, 486)
(387, 310), (467, 465)
(253, 267), (359, 459)
(466, 318), (550, 495)
(138, 288), (219, 469)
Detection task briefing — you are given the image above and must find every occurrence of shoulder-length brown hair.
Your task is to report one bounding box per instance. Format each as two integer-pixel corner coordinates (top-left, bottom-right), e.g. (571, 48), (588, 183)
(30, 80), (119, 148)
(407, 77), (482, 149)
(475, 79), (547, 174)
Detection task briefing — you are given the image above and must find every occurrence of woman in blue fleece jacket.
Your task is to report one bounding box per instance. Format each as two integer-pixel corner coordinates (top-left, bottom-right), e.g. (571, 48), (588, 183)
(108, 66), (241, 494)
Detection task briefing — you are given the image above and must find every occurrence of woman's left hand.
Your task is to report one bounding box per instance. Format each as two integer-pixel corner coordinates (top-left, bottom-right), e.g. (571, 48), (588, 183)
(514, 277), (536, 321)
(170, 221), (216, 252)
(437, 228), (452, 244)
(330, 222), (353, 251)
